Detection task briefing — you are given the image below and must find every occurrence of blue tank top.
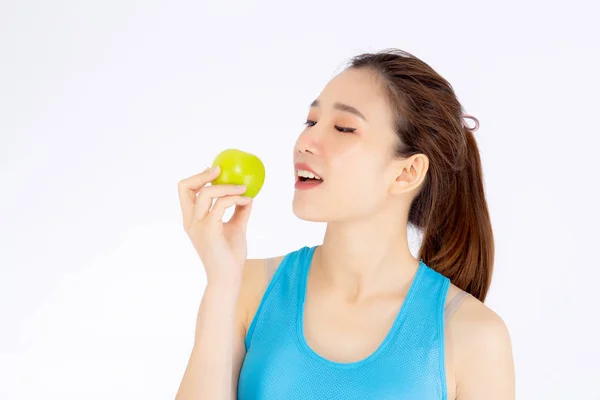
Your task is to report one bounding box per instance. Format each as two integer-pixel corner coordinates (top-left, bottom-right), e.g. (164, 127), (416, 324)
(238, 245), (451, 399)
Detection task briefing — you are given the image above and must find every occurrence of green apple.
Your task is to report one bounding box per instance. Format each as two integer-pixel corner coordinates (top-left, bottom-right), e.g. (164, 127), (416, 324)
(211, 149), (266, 198)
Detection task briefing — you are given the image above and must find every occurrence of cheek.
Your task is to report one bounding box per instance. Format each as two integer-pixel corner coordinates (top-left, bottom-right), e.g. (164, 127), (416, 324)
(329, 147), (386, 192)
(321, 138), (388, 191)
(322, 136), (361, 164)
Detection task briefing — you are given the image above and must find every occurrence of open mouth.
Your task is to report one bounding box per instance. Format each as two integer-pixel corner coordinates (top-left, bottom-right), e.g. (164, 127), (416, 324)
(296, 169), (323, 183)
(298, 176), (323, 183)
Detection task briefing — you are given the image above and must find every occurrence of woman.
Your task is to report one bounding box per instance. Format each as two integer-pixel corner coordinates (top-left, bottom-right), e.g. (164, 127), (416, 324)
(175, 49), (515, 400)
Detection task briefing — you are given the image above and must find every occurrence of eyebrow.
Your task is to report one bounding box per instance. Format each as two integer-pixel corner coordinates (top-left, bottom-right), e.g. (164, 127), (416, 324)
(310, 99), (368, 122)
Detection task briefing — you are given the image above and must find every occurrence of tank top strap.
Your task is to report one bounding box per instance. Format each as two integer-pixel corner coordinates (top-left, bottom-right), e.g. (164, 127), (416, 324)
(245, 246), (315, 351)
(397, 261), (450, 340)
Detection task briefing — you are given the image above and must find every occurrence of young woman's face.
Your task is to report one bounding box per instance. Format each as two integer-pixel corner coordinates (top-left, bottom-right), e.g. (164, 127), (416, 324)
(292, 67), (403, 222)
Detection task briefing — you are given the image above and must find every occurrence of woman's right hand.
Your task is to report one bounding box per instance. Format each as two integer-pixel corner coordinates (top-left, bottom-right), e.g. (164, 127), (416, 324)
(178, 166), (254, 285)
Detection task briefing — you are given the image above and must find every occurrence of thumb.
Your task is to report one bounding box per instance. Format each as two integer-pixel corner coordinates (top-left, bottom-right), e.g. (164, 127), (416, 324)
(229, 199), (253, 230)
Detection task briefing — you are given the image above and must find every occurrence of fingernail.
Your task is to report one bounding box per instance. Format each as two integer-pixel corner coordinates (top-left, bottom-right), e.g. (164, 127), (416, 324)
(210, 165), (220, 173)
(236, 185), (247, 191)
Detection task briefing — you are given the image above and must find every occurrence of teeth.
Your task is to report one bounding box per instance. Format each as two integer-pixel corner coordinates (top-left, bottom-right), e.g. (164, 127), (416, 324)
(297, 169), (322, 180)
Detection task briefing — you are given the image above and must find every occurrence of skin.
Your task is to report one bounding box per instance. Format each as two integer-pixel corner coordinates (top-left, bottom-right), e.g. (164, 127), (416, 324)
(232, 67), (515, 399)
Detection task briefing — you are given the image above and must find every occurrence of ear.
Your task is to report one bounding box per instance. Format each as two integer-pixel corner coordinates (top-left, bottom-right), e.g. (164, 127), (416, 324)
(388, 153), (429, 195)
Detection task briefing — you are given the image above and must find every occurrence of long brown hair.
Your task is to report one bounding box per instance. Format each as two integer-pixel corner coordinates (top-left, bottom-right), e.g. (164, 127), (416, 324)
(348, 49), (494, 302)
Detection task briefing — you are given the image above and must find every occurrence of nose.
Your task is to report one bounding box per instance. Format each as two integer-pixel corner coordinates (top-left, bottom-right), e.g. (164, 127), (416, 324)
(295, 129), (319, 155)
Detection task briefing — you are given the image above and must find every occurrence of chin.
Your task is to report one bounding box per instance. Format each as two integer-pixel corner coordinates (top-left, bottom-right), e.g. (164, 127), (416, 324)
(292, 198), (330, 222)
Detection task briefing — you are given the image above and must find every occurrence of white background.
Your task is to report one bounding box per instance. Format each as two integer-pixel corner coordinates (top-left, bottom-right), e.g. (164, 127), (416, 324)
(1, 0), (599, 399)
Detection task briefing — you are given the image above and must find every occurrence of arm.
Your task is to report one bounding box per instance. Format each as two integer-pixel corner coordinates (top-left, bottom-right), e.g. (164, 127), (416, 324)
(453, 298), (516, 400)
(174, 259), (265, 400)
(174, 278), (243, 400)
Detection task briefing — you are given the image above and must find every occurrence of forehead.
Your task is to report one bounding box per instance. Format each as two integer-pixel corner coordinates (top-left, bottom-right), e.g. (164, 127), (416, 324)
(317, 67), (394, 126)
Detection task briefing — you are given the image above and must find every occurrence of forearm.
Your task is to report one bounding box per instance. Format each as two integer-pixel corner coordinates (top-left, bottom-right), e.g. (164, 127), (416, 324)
(175, 279), (242, 400)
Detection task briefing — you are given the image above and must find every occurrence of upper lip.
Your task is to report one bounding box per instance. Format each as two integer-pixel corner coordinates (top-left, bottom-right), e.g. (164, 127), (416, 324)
(294, 162), (322, 179)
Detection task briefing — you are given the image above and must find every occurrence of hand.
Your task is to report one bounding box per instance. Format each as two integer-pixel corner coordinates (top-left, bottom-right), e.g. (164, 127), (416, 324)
(178, 166), (254, 284)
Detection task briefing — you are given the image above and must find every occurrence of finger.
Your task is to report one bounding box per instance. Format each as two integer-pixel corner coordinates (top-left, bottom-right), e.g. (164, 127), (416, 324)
(194, 184), (248, 222)
(207, 195), (252, 223)
(228, 199), (253, 230)
(178, 166), (220, 225)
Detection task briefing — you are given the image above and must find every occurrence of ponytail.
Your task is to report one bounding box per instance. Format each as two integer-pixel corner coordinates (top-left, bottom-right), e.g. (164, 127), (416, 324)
(414, 126), (494, 302)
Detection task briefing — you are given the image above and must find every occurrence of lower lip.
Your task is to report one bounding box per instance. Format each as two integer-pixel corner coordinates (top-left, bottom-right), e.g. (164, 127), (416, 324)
(295, 179), (324, 190)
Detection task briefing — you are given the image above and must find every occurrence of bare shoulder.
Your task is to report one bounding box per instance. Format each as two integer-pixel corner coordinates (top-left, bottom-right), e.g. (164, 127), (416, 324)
(447, 289), (515, 399)
(236, 255), (286, 333)
(449, 291), (512, 348)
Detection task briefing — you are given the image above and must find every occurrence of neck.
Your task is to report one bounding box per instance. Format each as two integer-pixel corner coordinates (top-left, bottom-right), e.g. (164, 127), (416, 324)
(314, 205), (420, 300)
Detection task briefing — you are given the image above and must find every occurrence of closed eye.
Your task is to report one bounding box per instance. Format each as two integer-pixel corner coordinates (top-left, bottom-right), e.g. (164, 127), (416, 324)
(304, 120), (356, 133)
(335, 125), (356, 133)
